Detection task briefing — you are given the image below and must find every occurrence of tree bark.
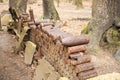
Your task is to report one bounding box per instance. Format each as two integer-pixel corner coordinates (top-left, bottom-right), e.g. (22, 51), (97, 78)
(0, 0), (3, 3)
(28, 0), (37, 4)
(74, 0), (83, 9)
(42, 0), (60, 20)
(82, 0), (120, 50)
(9, 0), (28, 16)
(0, 14), (2, 30)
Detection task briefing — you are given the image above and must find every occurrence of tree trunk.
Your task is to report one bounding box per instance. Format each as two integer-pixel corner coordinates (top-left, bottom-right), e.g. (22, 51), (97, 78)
(28, 0), (37, 4)
(56, 0), (60, 7)
(0, 0), (3, 3)
(9, 0), (28, 16)
(0, 14), (2, 30)
(82, 0), (120, 51)
(42, 0), (60, 20)
(74, 0), (83, 9)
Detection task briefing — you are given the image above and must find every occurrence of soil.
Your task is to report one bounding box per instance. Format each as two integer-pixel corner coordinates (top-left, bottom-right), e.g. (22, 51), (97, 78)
(0, 31), (33, 80)
(0, 0), (120, 80)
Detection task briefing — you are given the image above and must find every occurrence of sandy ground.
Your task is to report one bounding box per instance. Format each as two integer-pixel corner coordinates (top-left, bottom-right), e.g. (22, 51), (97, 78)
(0, 0), (120, 80)
(0, 31), (32, 80)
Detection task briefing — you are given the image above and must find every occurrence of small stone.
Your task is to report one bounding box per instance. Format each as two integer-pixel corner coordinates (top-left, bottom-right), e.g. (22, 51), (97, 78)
(59, 77), (69, 80)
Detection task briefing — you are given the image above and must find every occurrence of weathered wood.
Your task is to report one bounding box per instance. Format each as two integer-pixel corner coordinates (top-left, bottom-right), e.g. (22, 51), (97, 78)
(68, 45), (86, 54)
(24, 41), (36, 65)
(75, 62), (94, 73)
(29, 8), (34, 21)
(62, 35), (89, 46)
(20, 13), (29, 23)
(15, 26), (30, 54)
(78, 69), (97, 80)
(30, 25), (36, 43)
(17, 18), (22, 35)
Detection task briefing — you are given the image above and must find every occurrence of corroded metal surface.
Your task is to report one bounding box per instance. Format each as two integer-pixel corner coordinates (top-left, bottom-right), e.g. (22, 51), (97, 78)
(11, 9), (97, 80)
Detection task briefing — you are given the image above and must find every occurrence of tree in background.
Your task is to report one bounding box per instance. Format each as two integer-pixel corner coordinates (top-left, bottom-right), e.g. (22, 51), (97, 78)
(43, 0), (60, 20)
(9, 0), (28, 16)
(28, 0), (37, 4)
(55, 0), (60, 7)
(82, 0), (120, 53)
(0, 0), (3, 3)
(74, 0), (83, 9)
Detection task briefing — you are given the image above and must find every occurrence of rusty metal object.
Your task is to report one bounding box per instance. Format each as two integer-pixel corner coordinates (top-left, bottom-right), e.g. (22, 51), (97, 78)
(62, 35), (89, 46)
(68, 55), (91, 65)
(20, 13), (29, 22)
(15, 9), (97, 80)
(78, 69), (97, 80)
(75, 62), (94, 73)
(34, 47), (43, 60)
(69, 52), (84, 59)
(28, 21), (41, 26)
(68, 45), (86, 54)
(42, 26), (72, 40)
(77, 55), (91, 64)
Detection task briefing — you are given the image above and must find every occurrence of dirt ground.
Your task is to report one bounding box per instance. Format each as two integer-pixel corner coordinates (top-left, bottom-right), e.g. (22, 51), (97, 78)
(0, 0), (120, 80)
(0, 31), (33, 80)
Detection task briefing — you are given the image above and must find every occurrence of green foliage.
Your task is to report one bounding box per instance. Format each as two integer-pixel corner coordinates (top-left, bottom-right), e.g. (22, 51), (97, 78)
(102, 27), (120, 53)
(106, 27), (120, 44)
(81, 21), (91, 35)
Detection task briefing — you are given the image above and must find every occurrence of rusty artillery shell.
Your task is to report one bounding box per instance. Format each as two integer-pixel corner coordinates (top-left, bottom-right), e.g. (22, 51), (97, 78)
(65, 59), (78, 65)
(28, 21), (35, 25)
(67, 55), (91, 65)
(77, 55), (91, 64)
(28, 21), (41, 26)
(69, 52), (83, 59)
(75, 62), (94, 73)
(78, 69), (97, 80)
(29, 8), (34, 21)
(68, 45), (86, 54)
(34, 47), (43, 60)
(42, 26), (72, 40)
(34, 20), (41, 26)
(69, 55), (91, 65)
(62, 35), (89, 46)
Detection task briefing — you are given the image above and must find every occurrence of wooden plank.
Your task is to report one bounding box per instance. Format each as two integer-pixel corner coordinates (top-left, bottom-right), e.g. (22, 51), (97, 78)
(24, 41), (36, 65)
(15, 26), (30, 54)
